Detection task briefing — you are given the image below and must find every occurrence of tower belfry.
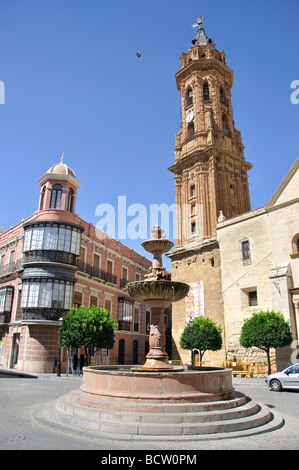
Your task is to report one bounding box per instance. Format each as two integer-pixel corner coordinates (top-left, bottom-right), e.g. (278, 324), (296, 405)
(169, 19), (253, 363)
(169, 18), (252, 248)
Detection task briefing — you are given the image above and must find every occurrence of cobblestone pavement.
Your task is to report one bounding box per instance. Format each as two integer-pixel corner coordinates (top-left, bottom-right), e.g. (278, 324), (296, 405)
(0, 369), (298, 451)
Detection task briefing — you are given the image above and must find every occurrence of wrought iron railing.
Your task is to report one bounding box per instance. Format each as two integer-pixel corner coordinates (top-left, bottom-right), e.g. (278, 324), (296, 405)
(0, 259), (23, 277)
(15, 307), (67, 322)
(76, 260), (117, 285)
(23, 250), (77, 266)
(120, 278), (129, 288)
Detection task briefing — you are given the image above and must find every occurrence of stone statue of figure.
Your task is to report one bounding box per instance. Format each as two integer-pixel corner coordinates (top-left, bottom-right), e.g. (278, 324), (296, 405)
(149, 324), (162, 348)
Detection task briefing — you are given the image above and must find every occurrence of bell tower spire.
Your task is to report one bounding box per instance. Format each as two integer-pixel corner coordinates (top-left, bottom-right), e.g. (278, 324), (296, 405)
(169, 18), (252, 248)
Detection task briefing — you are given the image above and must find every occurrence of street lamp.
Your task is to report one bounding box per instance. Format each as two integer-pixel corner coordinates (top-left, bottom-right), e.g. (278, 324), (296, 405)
(187, 316), (194, 368)
(57, 317), (63, 377)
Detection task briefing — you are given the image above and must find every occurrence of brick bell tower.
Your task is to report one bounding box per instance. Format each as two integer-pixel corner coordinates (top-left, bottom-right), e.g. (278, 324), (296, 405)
(168, 18), (252, 363)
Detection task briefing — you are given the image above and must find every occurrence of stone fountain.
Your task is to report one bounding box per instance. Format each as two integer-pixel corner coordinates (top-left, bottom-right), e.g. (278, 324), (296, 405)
(126, 224), (189, 371)
(37, 226), (283, 439)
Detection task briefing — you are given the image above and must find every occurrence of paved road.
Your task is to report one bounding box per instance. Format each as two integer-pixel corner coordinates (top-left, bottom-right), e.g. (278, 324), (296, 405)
(0, 369), (298, 451)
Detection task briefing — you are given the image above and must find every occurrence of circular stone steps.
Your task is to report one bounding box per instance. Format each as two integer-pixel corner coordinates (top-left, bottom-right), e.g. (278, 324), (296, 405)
(33, 391), (284, 441)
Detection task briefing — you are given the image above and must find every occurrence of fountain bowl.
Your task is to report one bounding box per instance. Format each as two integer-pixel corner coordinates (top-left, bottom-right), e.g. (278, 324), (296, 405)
(125, 280), (190, 303)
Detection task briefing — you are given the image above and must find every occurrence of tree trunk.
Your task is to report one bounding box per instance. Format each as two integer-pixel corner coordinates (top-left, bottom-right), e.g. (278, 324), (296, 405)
(266, 348), (272, 375)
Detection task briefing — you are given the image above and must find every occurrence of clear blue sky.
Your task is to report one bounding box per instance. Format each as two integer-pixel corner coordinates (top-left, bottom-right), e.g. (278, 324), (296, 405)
(0, 0), (298, 266)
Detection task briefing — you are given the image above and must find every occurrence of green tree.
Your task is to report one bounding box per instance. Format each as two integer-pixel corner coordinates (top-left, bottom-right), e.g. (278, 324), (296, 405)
(179, 316), (222, 363)
(61, 305), (117, 365)
(240, 310), (293, 374)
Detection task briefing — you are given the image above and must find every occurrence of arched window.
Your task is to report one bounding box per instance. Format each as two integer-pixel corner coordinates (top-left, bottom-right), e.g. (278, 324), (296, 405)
(39, 186), (46, 210)
(292, 234), (299, 254)
(203, 83), (210, 101)
(220, 87), (227, 105)
(67, 188), (74, 212)
(222, 114), (230, 137)
(187, 122), (195, 138)
(50, 184), (62, 209)
(185, 88), (193, 107)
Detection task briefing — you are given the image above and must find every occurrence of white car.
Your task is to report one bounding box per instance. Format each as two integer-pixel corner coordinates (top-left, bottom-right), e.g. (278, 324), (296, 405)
(266, 363), (299, 391)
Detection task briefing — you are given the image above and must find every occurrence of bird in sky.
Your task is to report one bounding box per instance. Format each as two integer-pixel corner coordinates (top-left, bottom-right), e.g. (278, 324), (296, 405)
(136, 51), (142, 58)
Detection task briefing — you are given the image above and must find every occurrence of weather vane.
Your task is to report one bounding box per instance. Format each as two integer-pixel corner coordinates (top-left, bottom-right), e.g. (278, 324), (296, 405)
(192, 17), (205, 29)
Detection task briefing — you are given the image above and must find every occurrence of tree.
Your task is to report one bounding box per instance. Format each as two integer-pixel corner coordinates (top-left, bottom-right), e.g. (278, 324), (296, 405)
(61, 305), (117, 365)
(179, 316), (223, 363)
(240, 310), (293, 375)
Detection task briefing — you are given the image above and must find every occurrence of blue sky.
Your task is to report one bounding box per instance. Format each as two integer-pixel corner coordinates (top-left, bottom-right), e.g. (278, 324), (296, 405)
(0, 0), (298, 266)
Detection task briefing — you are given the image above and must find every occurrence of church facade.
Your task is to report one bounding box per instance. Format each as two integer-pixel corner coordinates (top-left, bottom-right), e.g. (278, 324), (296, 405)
(169, 20), (299, 368)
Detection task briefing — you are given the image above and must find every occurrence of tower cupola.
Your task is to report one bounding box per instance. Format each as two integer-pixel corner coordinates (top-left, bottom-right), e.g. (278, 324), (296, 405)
(37, 154), (81, 213)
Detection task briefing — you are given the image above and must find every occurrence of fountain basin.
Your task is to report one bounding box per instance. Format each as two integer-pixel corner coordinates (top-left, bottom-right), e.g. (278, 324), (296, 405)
(125, 280), (190, 303)
(141, 238), (174, 255)
(69, 365), (235, 413)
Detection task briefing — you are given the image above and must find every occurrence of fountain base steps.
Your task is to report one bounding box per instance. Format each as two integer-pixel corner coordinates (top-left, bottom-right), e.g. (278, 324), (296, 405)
(33, 391), (284, 441)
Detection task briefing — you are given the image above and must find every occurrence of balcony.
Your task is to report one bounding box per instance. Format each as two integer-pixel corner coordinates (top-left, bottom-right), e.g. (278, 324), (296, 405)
(76, 260), (117, 285)
(120, 278), (129, 288)
(15, 307), (67, 322)
(23, 250), (77, 267)
(118, 320), (131, 331)
(0, 259), (23, 278)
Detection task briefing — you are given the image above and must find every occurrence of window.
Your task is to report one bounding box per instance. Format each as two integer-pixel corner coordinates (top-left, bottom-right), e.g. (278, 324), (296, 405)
(187, 122), (195, 138)
(146, 311), (150, 332)
(23, 223), (82, 256)
(118, 297), (133, 330)
(203, 83), (210, 101)
(40, 186), (46, 210)
(241, 239), (251, 264)
(50, 184), (62, 209)
(133, 307), (139, 332)
(73, 291), (82, 308)
(248, 290), (258, 307)
(0, 286), (14, 319)
(107, 260), (113, 274)
(222, 114), (231, 137)
(93, 253), (101, 268)
(220, 87), (228, 106)
(291, 234), (299, 255)
(191, 221), (196, 234)
(185, 88), (193, 107)
(90, 296), (97, 307)
(190, 185), (196, 197)
(67, 189), (74, 212)
(21, 279), (74, 310)
(104, 298), (112, 312)
(135, 272), (141, 281)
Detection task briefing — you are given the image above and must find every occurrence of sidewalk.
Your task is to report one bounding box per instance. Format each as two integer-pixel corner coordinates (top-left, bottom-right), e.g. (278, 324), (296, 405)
(0, 367), (83, 380)
(0, 366), (267, 385)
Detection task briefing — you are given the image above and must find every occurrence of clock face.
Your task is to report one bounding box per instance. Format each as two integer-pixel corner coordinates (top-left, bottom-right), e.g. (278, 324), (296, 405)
(186, 111), (194, 123)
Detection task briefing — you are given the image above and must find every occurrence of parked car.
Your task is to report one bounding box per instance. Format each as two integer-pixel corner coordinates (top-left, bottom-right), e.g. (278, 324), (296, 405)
(266, 363), (299, 391)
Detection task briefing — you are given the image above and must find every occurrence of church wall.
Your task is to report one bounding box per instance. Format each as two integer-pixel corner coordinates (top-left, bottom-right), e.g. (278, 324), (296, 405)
(170, 242), (225, 364)
(217, 208), (274, 362)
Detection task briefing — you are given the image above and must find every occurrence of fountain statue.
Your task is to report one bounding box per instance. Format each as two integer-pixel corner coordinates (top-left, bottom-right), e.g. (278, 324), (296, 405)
(125, 224), (189, 371)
